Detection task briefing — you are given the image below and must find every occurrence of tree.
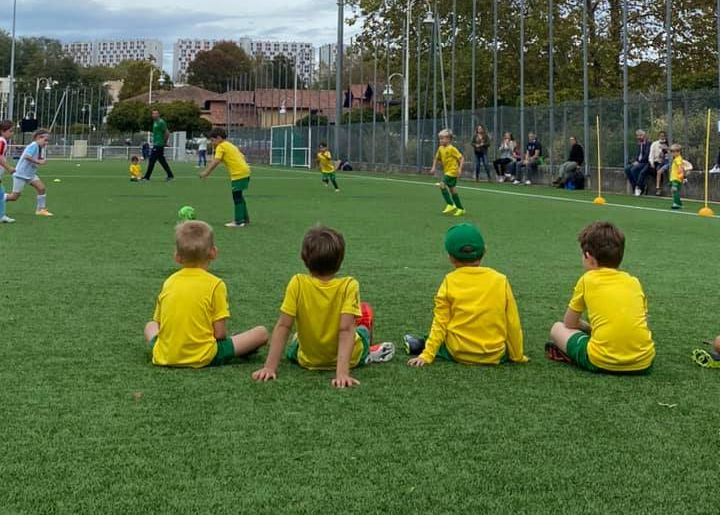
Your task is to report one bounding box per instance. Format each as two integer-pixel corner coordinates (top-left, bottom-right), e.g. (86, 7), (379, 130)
(106, 101), (149, 135)
(118, 60), (172, 101)
(187, 42), (253, 92)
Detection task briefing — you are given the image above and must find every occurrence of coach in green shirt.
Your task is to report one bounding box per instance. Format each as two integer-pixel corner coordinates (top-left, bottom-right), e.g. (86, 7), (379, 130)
(142, 109), (175, 181)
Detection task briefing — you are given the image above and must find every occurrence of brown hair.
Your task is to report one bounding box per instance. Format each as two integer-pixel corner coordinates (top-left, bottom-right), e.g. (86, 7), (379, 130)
(578, 221), (625, 268)
(33, 129), (49, 140)
(130, 155), (140, 163)
(301, 225), (345, 275)
(0, 120), (14, 133)
(175, 221), (214, 264)
(209, 127), (227, 139)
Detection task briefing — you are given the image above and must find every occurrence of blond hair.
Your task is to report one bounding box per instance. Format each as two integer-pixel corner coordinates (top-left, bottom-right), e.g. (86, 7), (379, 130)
(175, 221), (214, 264)
(670, 143), (682, 152)
(438, 129), (453, 139)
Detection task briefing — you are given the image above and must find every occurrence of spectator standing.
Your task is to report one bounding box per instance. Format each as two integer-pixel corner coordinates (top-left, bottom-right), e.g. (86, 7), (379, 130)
(471, 125), (492, 182)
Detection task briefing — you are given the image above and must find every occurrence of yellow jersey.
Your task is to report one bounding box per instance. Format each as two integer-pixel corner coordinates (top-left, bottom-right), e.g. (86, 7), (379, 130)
(129, 164), (142, 178)
(152, 268), (231, 368)
(214, 140), (250, 181)
(420, 266), (527, 365)
(568, 268), (655, 372)
(317, 150), (335, 173)
(670, 155), (685, 182)
(435, 144), (463, 177)
(280, 274), (364, 370)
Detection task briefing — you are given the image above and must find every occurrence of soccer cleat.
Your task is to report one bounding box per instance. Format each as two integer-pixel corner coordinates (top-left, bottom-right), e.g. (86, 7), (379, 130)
(692, 349), (720, 368)
(634, 187), (642, 196)
(35, 208), (53, 217)
(403, 334), (426, 355)
(453, 208), (466, 217)
(335, 189), (340, 193)
(224, 221), (247, 228)
(671, 204), (682, 210)
(525, 180), (532, 185)
(544, 342), (572, 364)
(512, 180), (521, 185)
(365, 342), (395, 364)
(165, 177), (175, 182)
(0, 215), (15, 223)
(442, 204), (457, 214)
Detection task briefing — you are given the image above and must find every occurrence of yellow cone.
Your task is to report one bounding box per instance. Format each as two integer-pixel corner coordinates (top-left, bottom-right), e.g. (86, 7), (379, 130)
(698, 206), (715, 217)
(593, 196), (606, 205)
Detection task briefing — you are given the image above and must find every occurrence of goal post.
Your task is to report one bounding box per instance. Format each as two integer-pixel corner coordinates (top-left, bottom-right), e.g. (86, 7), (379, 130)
(270, 124), (311, 168)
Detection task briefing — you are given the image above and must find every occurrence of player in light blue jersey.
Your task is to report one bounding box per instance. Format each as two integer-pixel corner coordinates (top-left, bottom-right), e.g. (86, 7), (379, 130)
(6, 128), (53, 216)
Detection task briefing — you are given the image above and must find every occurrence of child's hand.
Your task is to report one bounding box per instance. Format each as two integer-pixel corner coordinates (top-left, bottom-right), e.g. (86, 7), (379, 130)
(332, 373), (359, 389)
(407, 357), (426, 367)
(38, 159), (47, 166)
(252, 367), (277, 382)
(429, 168), (436, 175)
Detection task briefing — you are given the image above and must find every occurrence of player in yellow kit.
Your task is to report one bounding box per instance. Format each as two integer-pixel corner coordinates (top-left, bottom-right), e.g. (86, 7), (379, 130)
(143, 221), (268, 368)
(129, 155), (142, 182)
(668, 143), (688, 210)
(547, 221), (656, 374)
(199, 128), (252, 228)
(317, 143), (339, 192)
(430, 129), (465, 216)
(252, 225), (395, 388)
(404, 223), (528, 366)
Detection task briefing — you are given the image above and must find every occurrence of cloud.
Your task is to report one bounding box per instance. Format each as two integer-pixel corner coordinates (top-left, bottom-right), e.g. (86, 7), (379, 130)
(0, 0), (361, 70)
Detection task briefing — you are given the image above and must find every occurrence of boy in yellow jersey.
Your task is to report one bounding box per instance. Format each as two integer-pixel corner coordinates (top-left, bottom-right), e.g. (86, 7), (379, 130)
(668, 143), (688, 210)
(405, 223), (528, 366)
(129, 155), (142, 182)
(199, 128), (252, 228)
(143, 221), (269, 368)
(252, 226), (395, 388)
(547, 221), (655, 374)
(430, 129), (465, 216)
(317, 142), (339, 191)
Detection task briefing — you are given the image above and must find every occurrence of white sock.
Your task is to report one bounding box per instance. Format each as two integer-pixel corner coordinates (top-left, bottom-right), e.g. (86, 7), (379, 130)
(37, 194), (46, 210)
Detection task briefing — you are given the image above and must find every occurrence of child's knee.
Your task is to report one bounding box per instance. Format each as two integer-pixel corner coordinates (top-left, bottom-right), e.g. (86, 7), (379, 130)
(550, 321), (566, 338)
(254, 325), (270, 343)
(6, 192), (19, 201)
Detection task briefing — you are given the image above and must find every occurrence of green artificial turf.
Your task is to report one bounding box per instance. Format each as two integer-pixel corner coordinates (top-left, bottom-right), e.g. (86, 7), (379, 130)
(1, 160), (719, 513)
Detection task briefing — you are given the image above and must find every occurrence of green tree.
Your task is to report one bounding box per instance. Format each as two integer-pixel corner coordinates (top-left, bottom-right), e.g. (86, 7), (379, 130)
(106, 101), (150, 134)
(118, 60), (172, 101)
(187, 42), (253, 92)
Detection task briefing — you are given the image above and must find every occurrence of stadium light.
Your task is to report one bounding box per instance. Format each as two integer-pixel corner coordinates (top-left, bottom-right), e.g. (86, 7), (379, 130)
(423, 10), (434, 26)
(158, 75), (166, 87)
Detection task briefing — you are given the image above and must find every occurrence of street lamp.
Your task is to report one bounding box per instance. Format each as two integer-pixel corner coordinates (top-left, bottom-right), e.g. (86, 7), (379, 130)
(148, 57), (166, 105)
(81, 103), (92, 137)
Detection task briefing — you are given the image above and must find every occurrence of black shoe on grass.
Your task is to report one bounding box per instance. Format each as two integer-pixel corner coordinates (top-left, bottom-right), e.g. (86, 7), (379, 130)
(403, 334), (426, 355)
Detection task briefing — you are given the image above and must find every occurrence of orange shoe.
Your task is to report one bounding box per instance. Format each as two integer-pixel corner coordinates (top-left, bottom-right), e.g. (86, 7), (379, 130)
(35, 208), (54, 217)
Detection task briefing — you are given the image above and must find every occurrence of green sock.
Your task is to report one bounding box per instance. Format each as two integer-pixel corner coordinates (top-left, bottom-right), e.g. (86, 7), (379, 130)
(451, 193), (464, 210)
(234, 199), (248, 223)
(441, 188), (453, 205)
(672, 182), (682, 206)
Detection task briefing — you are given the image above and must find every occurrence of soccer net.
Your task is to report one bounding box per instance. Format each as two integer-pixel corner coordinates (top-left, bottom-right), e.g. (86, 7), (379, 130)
(270, 124), (311, 168)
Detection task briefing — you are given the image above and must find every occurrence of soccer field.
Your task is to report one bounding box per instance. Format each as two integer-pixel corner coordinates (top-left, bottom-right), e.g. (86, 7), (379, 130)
(2, 160), (719, 513)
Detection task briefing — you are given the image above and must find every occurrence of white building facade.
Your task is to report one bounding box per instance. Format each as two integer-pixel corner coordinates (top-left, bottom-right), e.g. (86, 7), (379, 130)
(172, 38), (315, 84)
(63, 39), (163, 68)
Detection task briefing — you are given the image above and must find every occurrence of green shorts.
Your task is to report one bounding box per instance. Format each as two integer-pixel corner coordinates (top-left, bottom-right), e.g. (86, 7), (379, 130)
(321, 172), (337, 181)
(566, 332), (652, 375)
(232, 177), (250, 192)
(149, 336), (235, 367)
(442, 175), (458, 188)
(434, 343), (508, 364)
(286, 326), (370, 368)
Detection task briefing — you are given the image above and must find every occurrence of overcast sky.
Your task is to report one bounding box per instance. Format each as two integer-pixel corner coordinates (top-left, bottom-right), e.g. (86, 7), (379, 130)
(0, 0), (362, 70)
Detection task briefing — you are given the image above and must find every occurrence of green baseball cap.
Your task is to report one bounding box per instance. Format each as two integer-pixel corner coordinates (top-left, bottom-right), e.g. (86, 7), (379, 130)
(445, 223), (485, 261)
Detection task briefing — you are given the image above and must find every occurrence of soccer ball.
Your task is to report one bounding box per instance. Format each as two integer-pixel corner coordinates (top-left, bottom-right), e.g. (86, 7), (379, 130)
(177, 206), (196, 221)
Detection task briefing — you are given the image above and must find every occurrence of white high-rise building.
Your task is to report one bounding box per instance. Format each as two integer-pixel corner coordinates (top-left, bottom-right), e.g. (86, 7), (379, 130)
(63, 39), (163, 68)
(173, 39), (217, 83)
(171, 38), (315, 85)
(250, 40), (314, 83)
(318, 44), (337, 68)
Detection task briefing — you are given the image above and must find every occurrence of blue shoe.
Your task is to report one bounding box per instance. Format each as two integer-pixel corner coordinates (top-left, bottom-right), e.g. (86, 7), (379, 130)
(403, 334), (426, 355)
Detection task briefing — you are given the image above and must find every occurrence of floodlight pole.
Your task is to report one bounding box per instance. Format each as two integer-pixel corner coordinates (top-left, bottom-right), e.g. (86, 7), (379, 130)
(582, 1), (589, 177)
(665, 0), (673, 143)
(335, 0), (344, 155)
(622, 0), (628, 165)
(404, 0), (411, 149)
(8, 0), (17, 121)
(520, 0), (525, 155)
(548, 0), (554, 176)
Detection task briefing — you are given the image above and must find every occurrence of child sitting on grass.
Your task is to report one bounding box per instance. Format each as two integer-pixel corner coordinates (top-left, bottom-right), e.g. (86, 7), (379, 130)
(144, 221), (268, 368)
(129, 155), (142, 182)
(546, 221), (656, 374)
(404, 223), (528, 366)
(252, 225), (394, 388)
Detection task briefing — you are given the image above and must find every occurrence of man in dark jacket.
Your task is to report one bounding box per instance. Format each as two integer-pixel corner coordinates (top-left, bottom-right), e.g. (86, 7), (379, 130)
(624, 129), (651, 196)
(554, 137), (585, 188)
